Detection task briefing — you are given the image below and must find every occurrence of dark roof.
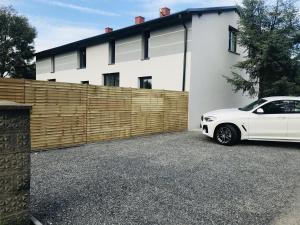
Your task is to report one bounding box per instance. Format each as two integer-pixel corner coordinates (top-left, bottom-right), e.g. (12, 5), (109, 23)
(36, 6), (238, 59)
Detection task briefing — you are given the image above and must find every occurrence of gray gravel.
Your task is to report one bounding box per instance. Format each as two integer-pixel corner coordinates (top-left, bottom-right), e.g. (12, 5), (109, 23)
(30, 132), (300, 225)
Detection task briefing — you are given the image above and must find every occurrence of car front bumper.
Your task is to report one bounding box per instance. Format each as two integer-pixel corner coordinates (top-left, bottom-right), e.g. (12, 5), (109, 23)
(200, 119), (215, 138)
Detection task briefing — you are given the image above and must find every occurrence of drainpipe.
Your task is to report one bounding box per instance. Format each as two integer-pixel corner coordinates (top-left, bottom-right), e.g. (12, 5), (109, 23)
(180, 14), (188, 92)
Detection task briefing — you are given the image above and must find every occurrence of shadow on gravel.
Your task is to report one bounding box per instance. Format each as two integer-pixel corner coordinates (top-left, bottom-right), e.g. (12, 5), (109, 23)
(198, 132), (300, 150)
(240, 140), (300, 150)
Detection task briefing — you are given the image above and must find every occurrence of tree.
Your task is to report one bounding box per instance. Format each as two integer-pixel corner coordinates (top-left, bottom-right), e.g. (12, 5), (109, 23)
(225, 0), (300, 98)
(0, 6), (36, 79)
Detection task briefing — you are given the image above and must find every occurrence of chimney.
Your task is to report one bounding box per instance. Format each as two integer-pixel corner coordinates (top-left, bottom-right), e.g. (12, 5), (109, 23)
(160, 7), (170, 17)
(135, 16), (145, 24)
(105, 27), (113, 33)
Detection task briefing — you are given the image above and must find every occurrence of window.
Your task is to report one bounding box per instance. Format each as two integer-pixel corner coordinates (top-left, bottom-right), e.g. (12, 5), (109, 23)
(239, 98), (267, 111)
(78, 48), (86, 69)
(229, 26), (238, 53)
(295, 101), (300, 113)
(139, 76), (152, 89)
(103, 73), (119, 87)
(260, 100), (293, 114)
(48, 79), (56, 82)
(109, 40), (115, 64)
(81, 81), (89, 85)
(51, 56), (55, 73)
(142, 31), (150, 60)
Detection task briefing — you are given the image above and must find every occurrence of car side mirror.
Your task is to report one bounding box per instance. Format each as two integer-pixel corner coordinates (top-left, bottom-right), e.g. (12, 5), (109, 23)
(256, 108), (264, 114)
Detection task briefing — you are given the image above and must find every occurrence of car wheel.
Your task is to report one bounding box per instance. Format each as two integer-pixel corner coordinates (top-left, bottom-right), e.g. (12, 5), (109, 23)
(214, 124), (239, 146)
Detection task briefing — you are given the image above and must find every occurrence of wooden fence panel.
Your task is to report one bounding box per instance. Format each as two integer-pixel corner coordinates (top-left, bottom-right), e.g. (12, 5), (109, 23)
(87, 86), (132, 142)
(0, 78), (25, 103)
(0, 79), (188, 150)
(131, 89), (164, 136)
(25, 80), (87, 150)
(164, 91), (189, 132)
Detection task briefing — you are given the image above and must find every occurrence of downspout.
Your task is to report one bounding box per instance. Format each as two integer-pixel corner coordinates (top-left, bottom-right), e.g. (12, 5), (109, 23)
(180, 14), (188, 92)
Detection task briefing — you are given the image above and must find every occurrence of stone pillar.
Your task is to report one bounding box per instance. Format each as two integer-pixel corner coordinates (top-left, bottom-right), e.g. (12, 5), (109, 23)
(0, 101), (32, 225)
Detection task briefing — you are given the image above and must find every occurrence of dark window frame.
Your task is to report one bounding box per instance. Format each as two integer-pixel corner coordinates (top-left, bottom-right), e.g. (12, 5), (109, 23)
(139, 76), (152, 89)
(78, 48), (86, 69)
(109, 40), (116, 65)
(228, 26), (238, 54)
(48, 79), (56, 82)
(103, 73), (119, 87)
(142, 31), (150, 60)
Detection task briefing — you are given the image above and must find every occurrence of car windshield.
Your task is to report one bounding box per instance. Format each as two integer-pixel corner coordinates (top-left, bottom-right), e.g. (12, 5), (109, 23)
(239, 99), (267, 111)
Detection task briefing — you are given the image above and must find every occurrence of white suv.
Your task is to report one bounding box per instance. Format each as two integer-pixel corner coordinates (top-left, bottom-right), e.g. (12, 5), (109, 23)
(201, 96), (300, 145)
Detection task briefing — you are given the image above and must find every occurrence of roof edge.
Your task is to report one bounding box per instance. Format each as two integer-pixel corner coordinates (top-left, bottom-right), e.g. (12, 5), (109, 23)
(35, 6), (238, 59)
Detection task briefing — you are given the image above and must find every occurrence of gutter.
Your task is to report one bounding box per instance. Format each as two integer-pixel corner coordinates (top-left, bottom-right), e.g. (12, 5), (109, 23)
(180, 14), (188, 92)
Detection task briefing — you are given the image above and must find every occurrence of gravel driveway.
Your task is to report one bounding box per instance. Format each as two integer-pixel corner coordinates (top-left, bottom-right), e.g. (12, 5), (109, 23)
(30, 132), (300, 225)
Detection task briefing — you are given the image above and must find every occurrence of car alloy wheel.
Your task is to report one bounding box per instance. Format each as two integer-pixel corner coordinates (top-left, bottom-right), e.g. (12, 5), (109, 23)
(216, 126), (232, 144)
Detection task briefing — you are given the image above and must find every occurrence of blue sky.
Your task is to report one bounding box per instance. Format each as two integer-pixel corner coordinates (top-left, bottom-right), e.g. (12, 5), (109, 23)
(1, 0), (299, 52)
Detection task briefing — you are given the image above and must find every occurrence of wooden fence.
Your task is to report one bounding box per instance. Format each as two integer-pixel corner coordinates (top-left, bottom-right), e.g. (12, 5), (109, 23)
(0, 78), (188, 151)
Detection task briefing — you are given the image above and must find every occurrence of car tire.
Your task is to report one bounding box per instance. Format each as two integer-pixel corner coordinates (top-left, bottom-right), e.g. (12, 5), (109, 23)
(214, 124), (240, 146)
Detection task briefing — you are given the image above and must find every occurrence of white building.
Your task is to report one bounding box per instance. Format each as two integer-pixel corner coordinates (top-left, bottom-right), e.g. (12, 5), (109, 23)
(36, 6), (250, 129)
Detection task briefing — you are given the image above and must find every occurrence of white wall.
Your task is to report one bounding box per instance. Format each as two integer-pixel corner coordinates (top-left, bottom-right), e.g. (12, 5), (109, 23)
(188, 12), (252, 129)
(36, 24), (192, 91)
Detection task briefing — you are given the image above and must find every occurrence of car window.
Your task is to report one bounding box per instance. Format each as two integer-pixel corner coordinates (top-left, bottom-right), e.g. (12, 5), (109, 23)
(294, 101), (300, 113)
(261, 100), (293, 114)
(239, 99), (267, 111)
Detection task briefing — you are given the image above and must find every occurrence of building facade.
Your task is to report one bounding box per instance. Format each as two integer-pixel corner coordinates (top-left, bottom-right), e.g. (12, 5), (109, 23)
(36, 6), (251, 129)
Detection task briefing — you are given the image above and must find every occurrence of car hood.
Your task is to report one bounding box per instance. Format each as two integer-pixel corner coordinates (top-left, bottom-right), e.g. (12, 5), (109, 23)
(204, 108), (247, 117)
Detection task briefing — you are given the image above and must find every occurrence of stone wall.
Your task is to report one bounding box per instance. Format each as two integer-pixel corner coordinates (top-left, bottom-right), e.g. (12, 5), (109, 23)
(0, 102), (31, 225)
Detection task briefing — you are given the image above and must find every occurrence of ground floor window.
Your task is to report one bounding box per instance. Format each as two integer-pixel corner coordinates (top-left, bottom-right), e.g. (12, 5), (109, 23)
(103, 73), (119, 87)
(139, 76), (152, 89)
(81, 80), (89, 85)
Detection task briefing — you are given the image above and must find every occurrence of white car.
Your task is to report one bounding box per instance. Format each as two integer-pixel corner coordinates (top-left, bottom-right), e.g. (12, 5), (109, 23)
(201, 96), (300, 145)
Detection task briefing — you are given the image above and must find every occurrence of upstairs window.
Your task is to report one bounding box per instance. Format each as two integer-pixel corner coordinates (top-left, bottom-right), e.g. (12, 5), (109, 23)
(103, 73), (119, 87)
(142, 31), (150, 60)
(51, 56), (55, 73)
(228, 26), (238, 53)
(139, 76), (152, 89)
(109, 40), (115, 64)
(78, 48), (86, 69)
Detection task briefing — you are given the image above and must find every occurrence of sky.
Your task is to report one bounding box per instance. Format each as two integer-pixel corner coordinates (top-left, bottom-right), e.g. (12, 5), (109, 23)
(0, 0), (299, 52)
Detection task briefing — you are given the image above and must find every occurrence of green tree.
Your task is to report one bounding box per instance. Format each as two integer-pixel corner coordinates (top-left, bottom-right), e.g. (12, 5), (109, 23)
(0, 6), (36, 79)
(226, 0), (300, 98)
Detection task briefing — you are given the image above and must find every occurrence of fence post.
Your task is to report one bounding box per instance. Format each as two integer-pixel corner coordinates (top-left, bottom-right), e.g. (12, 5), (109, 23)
(0, 101), (32, 225)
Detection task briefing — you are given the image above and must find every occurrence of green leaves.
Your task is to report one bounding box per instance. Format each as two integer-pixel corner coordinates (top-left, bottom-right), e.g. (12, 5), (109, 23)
(227, 0), (300, 97)
(0, 6), (36, 79)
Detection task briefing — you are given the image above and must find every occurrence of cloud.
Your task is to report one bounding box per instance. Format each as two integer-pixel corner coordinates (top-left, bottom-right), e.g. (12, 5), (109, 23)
(0, 0), (19, 6)
(29, 16), (101, 52)
(35, 0), (120, 16)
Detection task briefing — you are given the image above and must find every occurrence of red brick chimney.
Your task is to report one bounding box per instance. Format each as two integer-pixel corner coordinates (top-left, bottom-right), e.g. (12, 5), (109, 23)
(135, 16), (145, 24)
(160, 7), (170, 17)
(105, 27), (113, 33)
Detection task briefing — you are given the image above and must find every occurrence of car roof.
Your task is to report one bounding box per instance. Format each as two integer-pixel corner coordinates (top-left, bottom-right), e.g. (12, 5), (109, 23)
(263, 96), (300, 101)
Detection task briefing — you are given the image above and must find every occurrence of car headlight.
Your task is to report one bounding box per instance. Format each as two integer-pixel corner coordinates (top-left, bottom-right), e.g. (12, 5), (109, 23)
(204, 116), (217, 122)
